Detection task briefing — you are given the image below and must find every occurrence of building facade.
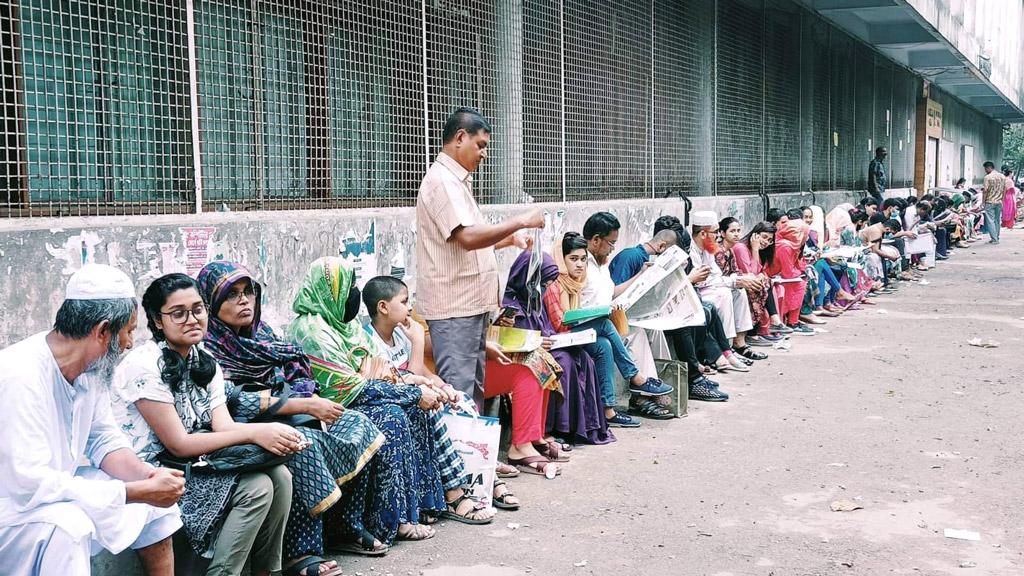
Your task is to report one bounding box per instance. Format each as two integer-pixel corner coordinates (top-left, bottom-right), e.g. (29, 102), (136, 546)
(0, 0), (1021, 347)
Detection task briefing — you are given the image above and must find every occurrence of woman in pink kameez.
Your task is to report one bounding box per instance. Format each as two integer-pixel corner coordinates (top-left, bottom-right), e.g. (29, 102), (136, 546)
(764, 219), (808, 329)
(1002, 169), (1017, 229)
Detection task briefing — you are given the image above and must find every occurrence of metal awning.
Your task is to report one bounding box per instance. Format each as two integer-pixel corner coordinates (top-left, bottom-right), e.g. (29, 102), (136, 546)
(797, 0), (1024, 124)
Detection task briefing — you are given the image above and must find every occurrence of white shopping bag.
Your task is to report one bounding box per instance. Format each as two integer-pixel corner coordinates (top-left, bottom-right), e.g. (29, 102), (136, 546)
(440, 398), (501, 509)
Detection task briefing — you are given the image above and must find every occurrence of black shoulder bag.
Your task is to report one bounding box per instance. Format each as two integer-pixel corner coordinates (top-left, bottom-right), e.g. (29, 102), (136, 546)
(157, 395), (294, 477)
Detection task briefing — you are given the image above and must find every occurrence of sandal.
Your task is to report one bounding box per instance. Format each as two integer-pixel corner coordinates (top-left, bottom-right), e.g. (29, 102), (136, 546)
(508, 454), (560, 477)
(734, 346), (767, 361)
(284, 556), (345, 576)
(492, 479), (521, 511)
(396, 523), (435, 541)
(496, 461), (520, 479)
(440, 492), (494, 525)
(628, 396), (674, 420)
(420, 512), (438, 525)
(533, 441), (571, 462)
(328, 529), (389, 557)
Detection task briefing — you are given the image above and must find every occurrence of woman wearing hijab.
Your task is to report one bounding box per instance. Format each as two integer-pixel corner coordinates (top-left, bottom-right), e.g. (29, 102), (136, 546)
(286, 257), (496, 538)
(196, 261), (387, 567)
(765, 218), (812, 334)
(501, 250), (615, 445)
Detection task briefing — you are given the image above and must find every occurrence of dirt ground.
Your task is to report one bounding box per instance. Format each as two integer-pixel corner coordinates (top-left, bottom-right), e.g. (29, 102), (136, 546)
(335, 229), (1024, 576)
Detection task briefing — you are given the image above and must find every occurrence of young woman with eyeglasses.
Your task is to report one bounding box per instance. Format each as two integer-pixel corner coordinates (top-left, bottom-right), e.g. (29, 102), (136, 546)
(110, 273), (305, 576)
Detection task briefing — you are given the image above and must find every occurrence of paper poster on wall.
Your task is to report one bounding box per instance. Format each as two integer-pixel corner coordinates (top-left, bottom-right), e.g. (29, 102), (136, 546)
(179, 227), (217, 276)
(339, 221), (377, 291)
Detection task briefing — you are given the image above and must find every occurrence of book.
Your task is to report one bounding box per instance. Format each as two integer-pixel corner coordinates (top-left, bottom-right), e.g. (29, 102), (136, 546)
(548, 329), (597, 350)
(487, 326), (543, 353)
(562, 305), (611, 326)
(771, 276), (803, 284)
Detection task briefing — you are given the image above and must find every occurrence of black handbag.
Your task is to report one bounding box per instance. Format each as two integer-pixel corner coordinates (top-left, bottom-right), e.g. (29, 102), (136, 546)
(158, 441), (292, 477)
(158, 387), (296, 477)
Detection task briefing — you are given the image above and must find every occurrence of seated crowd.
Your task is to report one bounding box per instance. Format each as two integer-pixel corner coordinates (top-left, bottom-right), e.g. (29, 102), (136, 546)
(1, 188), (987, 575)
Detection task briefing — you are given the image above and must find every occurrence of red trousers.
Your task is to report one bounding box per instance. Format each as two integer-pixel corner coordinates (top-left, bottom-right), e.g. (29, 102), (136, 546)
(484, 361), (550, 446)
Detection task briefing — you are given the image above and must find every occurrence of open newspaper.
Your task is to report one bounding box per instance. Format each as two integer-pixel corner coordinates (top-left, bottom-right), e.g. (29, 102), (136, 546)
(610, 245), (704, 331)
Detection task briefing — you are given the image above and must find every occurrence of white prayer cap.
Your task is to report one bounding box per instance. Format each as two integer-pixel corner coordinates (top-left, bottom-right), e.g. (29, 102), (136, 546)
(690, 211), (719, 227)
(66, 264), (136, 300)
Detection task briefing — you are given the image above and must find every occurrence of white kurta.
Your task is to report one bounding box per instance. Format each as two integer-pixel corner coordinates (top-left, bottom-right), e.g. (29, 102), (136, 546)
(689, 247), (754, 337)
(0, 332), (180, 568)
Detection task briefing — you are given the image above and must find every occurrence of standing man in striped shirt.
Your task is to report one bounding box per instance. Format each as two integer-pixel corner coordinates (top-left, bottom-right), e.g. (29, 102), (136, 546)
(416, 107), (544, 409)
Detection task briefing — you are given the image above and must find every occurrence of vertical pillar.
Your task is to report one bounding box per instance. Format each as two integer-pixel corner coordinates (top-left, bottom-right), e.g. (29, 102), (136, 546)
(185, 0), (204, 213)
(703, 0), (717, 196)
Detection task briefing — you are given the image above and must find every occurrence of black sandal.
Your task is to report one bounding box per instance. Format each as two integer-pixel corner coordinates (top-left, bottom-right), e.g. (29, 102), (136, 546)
(284, 556), (344, 576)
(440, 492), (494, 524)
(328, 529), (389, 557)
(628, 397), (674, 420)
(734, 346), (767, 361)
(492, 479), (521, 511)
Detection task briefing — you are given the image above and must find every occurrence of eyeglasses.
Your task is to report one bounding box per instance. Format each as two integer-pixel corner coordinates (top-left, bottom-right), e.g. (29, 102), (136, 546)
(602, 237), (617, 248)
(225, 286), (256, 303)
(160, 304), (208, 325)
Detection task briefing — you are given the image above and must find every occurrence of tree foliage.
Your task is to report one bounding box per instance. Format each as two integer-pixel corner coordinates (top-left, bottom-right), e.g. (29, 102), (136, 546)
(1005, 124), (1024, 171)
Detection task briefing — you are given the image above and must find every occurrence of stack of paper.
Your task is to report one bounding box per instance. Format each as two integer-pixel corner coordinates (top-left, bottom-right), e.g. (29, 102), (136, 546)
(548, 329), (597, 350)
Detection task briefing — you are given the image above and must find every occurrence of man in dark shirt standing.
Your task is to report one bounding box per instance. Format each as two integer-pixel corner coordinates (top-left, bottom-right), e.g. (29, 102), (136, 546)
(867, 147), (887, 202)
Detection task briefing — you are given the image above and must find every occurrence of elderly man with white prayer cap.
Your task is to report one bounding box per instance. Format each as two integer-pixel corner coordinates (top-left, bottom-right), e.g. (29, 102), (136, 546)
(0, 264), (184, 576)
(688, 211), (764, 370)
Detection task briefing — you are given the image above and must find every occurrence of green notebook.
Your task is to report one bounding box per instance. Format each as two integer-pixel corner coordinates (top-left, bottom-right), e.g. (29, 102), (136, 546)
(562, 305), (611, 326)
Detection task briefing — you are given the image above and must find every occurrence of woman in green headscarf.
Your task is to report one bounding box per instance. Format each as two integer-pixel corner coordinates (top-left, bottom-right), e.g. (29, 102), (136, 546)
(287, 257), (495, 541)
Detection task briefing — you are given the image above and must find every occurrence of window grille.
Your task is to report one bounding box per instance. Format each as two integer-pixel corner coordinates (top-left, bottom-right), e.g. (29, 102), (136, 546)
(4, 0), (193, 217)
(0, 0), (1005, 218)
(830, 30), (857, 190)
(763, 0), (801, 195)
(715, 0), (764, 196)
(563, 0), (652, 201)
(653, 0), (713, 198)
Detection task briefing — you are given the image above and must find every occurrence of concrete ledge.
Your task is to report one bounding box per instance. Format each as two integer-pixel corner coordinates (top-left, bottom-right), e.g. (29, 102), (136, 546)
(0, 191), (874, 346)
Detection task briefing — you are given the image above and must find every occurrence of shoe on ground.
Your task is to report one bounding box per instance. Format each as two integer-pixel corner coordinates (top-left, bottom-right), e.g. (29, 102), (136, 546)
(791, 323), (815, 335)
(628, 377), (672, 397)
(606, 412), (641, 427)
(688, 377), (729, 402)
(747, 334), (782, 347)
(769, 323), (793, 334)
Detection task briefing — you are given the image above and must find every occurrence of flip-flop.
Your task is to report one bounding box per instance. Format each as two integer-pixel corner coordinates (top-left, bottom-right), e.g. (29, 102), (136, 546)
(328, 530), (389, 557)
(508, 455), (560, 477)
(284, 556), (345, 576)
(533, 441), (571, 462)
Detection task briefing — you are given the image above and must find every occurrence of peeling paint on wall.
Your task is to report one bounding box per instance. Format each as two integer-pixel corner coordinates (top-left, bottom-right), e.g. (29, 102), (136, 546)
(45, 230), (103, 274)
